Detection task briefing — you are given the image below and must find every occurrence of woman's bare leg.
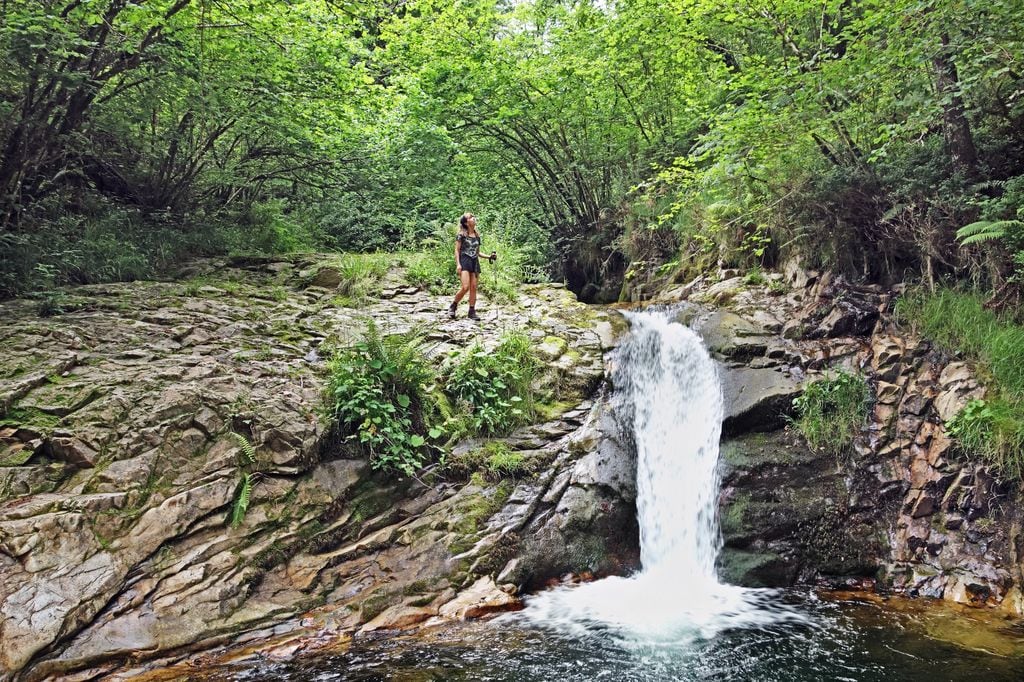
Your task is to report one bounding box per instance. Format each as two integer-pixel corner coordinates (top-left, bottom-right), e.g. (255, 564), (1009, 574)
(453, 269), (472, 306)
(468, 272), (478, 307)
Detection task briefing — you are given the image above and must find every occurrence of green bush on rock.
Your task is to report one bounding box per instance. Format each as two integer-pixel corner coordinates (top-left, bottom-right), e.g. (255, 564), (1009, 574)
(326, 321), (438, 476)
(443, 331), (539, 437)
(792, 372), (870, 455)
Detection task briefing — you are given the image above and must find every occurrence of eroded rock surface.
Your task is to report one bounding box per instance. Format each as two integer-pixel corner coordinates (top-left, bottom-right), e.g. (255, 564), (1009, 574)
(680, 267), (1024, 613)
(0, 256), (627, 680)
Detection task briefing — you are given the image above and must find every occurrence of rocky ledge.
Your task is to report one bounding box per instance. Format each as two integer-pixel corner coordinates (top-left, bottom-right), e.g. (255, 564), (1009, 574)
(0, 255), (631, 680)
(665, 266), (1024, 615)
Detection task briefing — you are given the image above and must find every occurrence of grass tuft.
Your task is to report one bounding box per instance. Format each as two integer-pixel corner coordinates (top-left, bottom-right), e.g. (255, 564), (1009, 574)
(792, 371), (870, 455)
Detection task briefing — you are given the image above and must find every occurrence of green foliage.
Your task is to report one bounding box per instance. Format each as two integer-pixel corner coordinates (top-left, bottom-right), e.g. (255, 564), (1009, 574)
(956, 221), (1024, 247)
(955, 190), (1024, 292)
(404, 229), (457, 294)
(0, 199), (321, 298)
(326, 321), (437, 476)
(445, 441), (534, 481)
(897, 286), (1024, 478)
(443, 331), (538, 437)
(226, 433), (262, 528)
(3, 0), (1024, 304)
(230, 432), (258, 467)
(947, 399), (1024, 481)
(230, 473), (255, 529)
(793, 372), (871, 455)
(895, 288), (1024, 397)
(328, 252), (393, 305)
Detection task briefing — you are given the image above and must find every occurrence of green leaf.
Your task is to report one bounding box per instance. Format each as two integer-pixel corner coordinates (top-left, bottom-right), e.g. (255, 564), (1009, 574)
(397, 394), (411, 408)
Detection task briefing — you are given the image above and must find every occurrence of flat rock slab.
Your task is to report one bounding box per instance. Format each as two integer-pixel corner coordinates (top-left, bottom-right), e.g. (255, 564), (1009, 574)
(694, 310), (772, 361)
(720, 367), (801, 435)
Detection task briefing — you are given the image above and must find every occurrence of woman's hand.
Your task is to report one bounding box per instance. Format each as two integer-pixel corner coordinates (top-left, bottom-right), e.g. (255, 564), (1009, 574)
(456, 266), (463, 275)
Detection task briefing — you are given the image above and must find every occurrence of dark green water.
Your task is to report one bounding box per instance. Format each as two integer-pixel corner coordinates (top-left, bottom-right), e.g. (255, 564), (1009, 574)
(194, 592), (1024, 682)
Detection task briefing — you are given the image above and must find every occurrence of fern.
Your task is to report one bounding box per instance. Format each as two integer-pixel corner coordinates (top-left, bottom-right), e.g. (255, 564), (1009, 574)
(230, 473), (253, 528)
(230, 432), (257, 466)
(956, 220), (1024, 246)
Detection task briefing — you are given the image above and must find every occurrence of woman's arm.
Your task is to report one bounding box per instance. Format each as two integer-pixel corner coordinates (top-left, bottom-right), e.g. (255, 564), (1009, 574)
(454, 235), (462, 272)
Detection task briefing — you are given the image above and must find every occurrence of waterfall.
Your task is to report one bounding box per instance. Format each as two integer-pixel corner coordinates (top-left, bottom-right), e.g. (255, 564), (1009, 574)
(624, 311), (724, 582)
(516, 310), (804, 642)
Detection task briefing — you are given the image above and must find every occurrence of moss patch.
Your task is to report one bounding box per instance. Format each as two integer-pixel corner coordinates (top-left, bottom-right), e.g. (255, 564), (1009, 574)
(447, 478), (514, 555)
(717, 548), (791, 587)
(0, 406), (62, 431)
(445, 441), (536, 481)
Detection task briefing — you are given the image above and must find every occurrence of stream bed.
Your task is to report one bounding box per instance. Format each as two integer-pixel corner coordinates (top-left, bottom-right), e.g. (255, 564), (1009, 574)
(168, 590), (1024, 681)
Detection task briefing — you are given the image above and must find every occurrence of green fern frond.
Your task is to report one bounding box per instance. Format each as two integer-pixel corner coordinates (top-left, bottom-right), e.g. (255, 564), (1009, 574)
(229, 432), (257, 466)
(230, 473), (253, 527)
(956, 220), (1023, 246)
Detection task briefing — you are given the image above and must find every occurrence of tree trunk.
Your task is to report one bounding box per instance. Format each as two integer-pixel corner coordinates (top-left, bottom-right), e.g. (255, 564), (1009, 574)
(933, 33), (979, 178)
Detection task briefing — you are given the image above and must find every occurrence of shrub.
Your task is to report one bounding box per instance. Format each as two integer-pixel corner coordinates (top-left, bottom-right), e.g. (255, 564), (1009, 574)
(0, 195), (331, 299)
(405, 231), (455, 294)
(443, 331), (538, 436)
(325, 321), (438, 475)
(792, 371), (870, 455)
(333, 252), (393, 303)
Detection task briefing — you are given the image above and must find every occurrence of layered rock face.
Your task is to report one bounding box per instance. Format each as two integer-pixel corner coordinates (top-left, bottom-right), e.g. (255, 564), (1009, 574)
(671, 270), (1023, 613)
(0, 256), (632, 680)
(3, 254), (1021, 679)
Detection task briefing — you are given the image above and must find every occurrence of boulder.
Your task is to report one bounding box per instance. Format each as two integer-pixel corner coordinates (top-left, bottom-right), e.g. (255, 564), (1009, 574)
(718, 431), (887, 587)
(720, 367), (802, 435)
(437, 577), (522, 620)
(693, 310), (771, 361)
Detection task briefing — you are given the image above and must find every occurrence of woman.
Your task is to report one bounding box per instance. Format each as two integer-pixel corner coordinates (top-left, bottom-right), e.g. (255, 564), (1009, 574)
(447, 212), (495, 320)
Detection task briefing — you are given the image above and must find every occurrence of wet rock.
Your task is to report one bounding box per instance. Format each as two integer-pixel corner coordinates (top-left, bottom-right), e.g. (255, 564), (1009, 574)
(693, 310), (771, 361)
(361, 604), (438, 632)
(720, 367), (801, 435)
(437, 577), (522, 620)
(718, 431), (886, 588)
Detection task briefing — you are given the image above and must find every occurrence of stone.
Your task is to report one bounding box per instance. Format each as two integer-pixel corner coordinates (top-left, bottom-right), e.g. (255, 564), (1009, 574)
(934, 386), (984, 422)
(939, 362), (974, 386)
(311, 459), (367, 497)
(875, 381), (902, 405)
(693, 277), (745, 306)
(908, 491), (937, 519)
(361, 604), (437, 632)
(309, 267), (343, 289)
(720, 367), (801, 434)
(871, 335), (905, 381)
(781, 319), (805, 340)
(536, 335), (568, 361)
(47, 436), (100, 468)
(437, 577), (522, 620)
(693, 310), (770, 360)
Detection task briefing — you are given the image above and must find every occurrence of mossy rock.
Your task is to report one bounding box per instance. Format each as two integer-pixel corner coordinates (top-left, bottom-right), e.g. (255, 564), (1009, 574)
(536, 335), (569, 361)
(717, 548), (796, 587)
